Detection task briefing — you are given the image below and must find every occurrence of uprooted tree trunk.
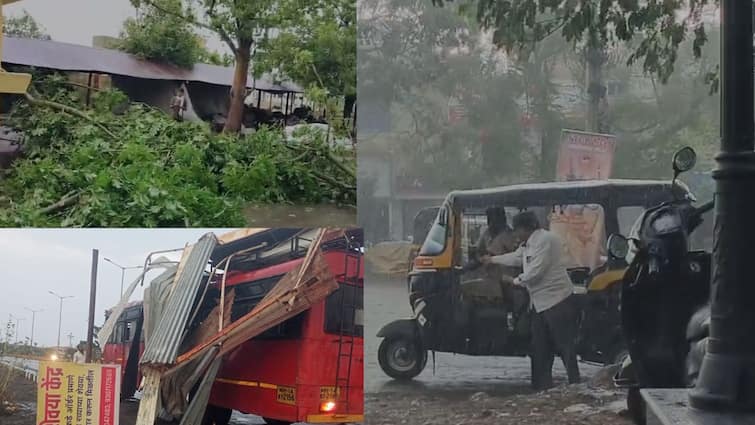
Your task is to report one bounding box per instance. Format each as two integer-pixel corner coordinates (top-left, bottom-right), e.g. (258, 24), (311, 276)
(224, 40), (253, 134)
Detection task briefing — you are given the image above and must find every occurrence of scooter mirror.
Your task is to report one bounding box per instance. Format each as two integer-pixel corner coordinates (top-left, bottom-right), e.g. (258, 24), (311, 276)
(672, 147), (697, 174)
(607, 234), (629, 259)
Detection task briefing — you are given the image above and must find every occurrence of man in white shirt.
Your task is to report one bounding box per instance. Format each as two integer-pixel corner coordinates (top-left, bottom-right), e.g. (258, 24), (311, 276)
(481, 211), (581, 390)
(73, 343), (86, 364)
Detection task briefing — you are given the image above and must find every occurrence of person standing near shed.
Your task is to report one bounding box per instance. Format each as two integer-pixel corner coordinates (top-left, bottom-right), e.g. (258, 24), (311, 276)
(170, 87), (187, 121)
(481, 211), (580, 390)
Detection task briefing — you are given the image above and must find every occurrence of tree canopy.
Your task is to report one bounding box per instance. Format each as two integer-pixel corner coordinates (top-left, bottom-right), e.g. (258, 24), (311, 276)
(120, 1), (207, 68)
(255, 0), (356, 100)
(437, 0), (721, 90)
(3, 9), (51, 40)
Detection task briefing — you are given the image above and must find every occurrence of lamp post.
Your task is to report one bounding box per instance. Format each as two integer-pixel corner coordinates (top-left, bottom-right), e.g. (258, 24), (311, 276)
(103, 257), (141, 297)
(48, 291), (74, 349)
(688, 0), (755, 412)
(24, 307), (42, 348)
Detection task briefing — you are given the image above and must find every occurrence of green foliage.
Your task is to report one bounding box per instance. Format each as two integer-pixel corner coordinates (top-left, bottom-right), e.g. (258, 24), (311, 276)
(3, 9), (51, 40)
(119, 1), (206, 68)
(438, 0), (722, 91)
(606, 27), (719, 182)
(256, 0), (356, 99)
(198, 49), (235, 67)
(0, 76), (355, 227)
(359, 0), (527, 190)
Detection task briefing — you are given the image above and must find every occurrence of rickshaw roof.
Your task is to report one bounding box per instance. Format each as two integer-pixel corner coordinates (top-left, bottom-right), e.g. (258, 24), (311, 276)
(446, 179), (691, 210)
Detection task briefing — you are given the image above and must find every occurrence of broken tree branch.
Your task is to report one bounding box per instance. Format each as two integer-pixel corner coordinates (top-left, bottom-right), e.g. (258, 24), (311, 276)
(24, 93), (118, 140)
(40, 191), (81, 215)
(312, 170), (356, 192)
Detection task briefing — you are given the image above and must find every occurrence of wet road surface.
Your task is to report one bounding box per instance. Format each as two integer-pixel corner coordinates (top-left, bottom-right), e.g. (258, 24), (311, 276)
(365, 273), (601, 397)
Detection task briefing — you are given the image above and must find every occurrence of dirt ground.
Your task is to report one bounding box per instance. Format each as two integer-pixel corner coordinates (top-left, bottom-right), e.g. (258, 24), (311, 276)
(365, 366), (634, 425)
(1, 366), (37, 425)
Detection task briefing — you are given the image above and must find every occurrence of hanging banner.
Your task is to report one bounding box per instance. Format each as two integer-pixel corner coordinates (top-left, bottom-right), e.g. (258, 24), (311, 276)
(555, 129), (617, 181)
(36, 361), (120, 425)
(549, 204), (607, 271)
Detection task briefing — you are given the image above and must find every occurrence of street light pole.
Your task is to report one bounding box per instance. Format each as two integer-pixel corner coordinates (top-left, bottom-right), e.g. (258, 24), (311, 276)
(103, 257), (141, 298)
(24, 307), (42, 347)
(49, 290), (74, 349)
(689, 0), (755, 412)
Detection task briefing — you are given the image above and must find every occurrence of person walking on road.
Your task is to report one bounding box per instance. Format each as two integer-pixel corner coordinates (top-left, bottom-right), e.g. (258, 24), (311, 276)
(481, 211), (581, 390)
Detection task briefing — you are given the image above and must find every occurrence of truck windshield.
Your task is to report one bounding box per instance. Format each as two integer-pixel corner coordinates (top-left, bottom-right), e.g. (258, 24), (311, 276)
(419, 207), (448, 256)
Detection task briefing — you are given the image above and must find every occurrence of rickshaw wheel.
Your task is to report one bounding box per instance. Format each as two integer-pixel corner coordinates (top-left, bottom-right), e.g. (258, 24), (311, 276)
(378, 336), (427, 380)
(201, 405), (232, 425)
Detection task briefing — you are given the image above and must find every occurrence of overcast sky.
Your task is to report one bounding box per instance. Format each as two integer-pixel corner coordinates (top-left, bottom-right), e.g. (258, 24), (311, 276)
(5, 0), (227, 52)
(0, 229), (233, 348)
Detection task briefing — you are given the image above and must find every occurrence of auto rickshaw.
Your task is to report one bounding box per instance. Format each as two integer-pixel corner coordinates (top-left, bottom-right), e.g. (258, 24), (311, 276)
(377, 179), (695, 380)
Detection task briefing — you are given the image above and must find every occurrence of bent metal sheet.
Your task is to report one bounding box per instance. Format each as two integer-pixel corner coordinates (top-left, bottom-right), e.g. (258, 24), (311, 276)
(36, 361), (120, 425)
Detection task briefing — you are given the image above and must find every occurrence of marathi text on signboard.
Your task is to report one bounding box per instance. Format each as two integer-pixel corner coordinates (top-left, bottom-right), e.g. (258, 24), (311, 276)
(555, 129), (617, 181)
(36, 361), (120, 425)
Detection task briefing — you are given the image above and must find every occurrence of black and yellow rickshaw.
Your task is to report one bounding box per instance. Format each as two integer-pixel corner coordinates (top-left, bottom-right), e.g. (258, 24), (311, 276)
(377, 179), (695, 379)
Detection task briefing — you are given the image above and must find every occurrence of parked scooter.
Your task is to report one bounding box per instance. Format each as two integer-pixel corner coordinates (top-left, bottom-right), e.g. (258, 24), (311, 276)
(607, 147), (714, 425)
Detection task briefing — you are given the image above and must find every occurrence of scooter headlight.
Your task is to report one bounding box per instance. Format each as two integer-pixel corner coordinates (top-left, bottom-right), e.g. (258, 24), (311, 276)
(651, 213), (682, 235)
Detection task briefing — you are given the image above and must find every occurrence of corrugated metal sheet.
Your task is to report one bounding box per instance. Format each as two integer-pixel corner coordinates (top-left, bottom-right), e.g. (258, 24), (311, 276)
(141, 233), (218, 366)
(98, 257), (176, 346)
(3, 36), (303, 93)
(142, 267), (179, 346)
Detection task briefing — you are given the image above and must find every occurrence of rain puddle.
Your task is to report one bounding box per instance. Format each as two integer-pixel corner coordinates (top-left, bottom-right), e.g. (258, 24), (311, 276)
(244, 203), (356, 227)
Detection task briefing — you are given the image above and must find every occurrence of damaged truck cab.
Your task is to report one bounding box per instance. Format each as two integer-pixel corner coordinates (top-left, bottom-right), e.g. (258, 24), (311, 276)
(102, 228), (364, 425)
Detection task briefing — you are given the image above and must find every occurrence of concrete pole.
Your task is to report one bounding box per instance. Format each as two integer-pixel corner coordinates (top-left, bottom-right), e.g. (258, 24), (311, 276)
(689, 0), (755, 412)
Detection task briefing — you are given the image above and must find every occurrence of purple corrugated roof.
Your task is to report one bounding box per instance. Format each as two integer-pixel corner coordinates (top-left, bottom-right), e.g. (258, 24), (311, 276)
(3, 36), (302, 93)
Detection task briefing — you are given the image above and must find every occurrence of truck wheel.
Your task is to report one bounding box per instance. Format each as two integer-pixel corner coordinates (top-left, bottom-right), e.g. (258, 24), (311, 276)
(627, 387), (646, 425)
(378, 336), (427, 380)
(201, 405), (232, 425)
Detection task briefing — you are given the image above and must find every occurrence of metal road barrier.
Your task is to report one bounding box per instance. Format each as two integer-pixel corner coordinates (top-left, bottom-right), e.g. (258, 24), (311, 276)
(1, 356), (39, 382)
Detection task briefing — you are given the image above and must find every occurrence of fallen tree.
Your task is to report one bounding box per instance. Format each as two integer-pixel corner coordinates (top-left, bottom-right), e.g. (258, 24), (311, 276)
(0, 75), (355, 226)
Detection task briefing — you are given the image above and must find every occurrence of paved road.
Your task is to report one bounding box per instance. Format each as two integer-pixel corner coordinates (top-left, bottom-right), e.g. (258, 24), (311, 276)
(365, 273), (600, 398)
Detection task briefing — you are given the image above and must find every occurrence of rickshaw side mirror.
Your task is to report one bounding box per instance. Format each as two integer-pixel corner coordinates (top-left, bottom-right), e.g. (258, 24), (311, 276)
(607, 234), (629, 259)
(672, 147), (697, 175)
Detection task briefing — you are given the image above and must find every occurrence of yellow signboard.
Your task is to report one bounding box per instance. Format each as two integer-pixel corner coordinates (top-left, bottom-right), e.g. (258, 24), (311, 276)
(319, 386), (340, 401)
(36, 361), (121, 425)
(276, 386), (296, 405)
